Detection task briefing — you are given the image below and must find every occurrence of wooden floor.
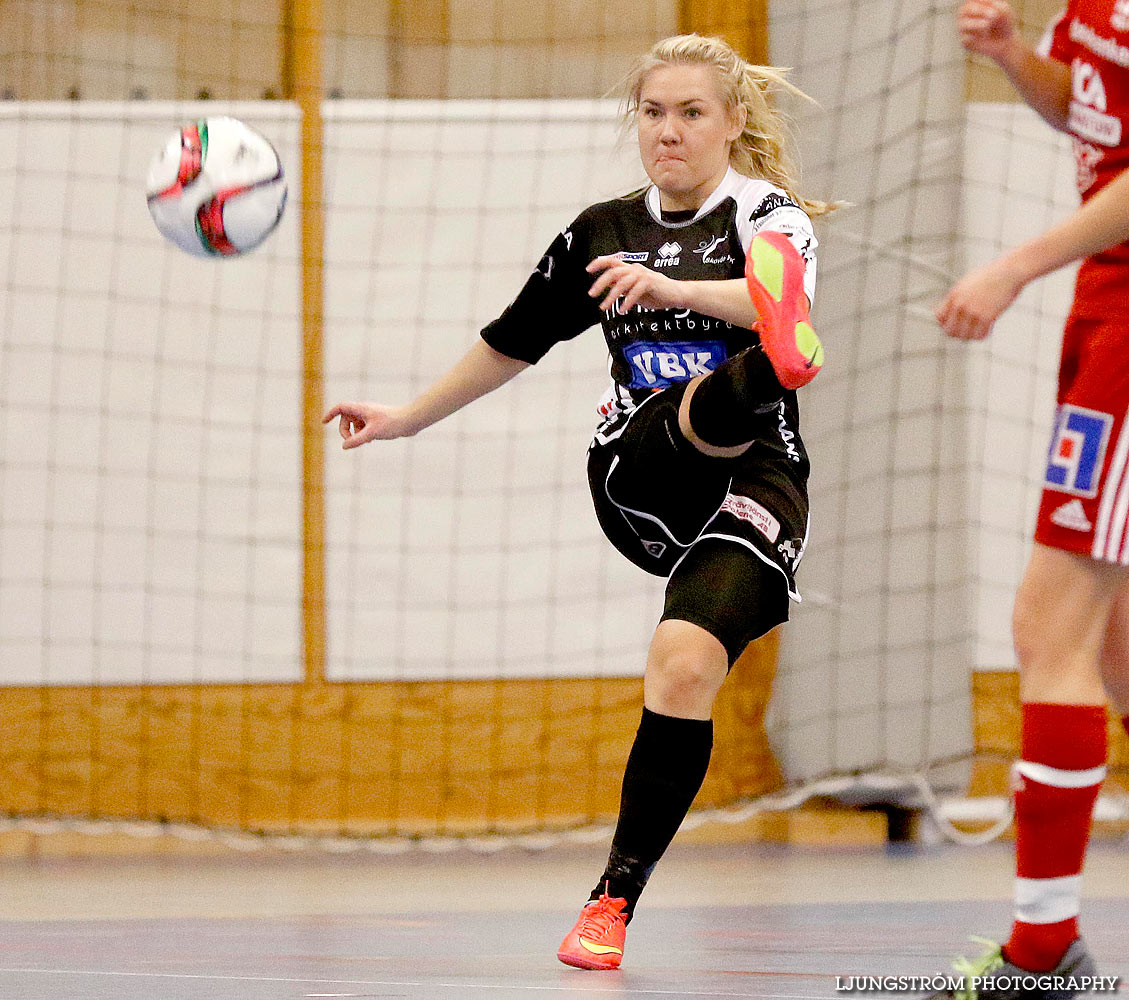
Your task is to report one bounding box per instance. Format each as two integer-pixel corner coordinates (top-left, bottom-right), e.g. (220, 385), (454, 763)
(0, 841), (1126, 998)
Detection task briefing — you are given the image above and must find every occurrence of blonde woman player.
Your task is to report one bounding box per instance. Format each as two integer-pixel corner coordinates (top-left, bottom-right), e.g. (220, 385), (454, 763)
(325, 33), (831, 970)
(929, 1), (1129, 996)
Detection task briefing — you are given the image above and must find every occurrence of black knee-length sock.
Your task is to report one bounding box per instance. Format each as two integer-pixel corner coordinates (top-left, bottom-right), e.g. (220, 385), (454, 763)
(590, 707), (713, 920)
(687, 345), (782, 448)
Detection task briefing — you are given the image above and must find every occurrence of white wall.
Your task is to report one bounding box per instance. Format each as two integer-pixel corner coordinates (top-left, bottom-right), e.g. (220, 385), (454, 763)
(0, 100), (666, 687)
(961, 103), (1078, 670)
(764, 3), (1080, 785)
(0, 103), (304, 686)
(321, 101), (665, 682)
(0, 90), (1068, 793)
(768, 0), (976, 783)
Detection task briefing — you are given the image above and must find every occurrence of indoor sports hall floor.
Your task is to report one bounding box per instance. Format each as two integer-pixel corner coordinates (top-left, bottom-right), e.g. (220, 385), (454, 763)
(2, 839), (1129, 997)
(1, 840), (1126, 999)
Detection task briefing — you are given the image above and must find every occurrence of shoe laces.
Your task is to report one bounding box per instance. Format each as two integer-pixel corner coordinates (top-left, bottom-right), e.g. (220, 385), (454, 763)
(577, 890), (627, 937)
(950, 937), (1004, 1000)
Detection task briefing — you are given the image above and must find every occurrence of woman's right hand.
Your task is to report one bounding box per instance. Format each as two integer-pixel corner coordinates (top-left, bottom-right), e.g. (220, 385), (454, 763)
(958, 0), (1019, 60)
(322, 402), (418, 449)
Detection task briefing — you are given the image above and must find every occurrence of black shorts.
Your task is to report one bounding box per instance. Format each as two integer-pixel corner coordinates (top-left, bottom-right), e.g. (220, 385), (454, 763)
(587, 382), (808, 602)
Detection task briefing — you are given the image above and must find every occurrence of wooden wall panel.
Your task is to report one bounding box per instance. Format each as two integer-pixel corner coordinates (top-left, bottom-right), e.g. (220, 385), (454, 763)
(680, 0), (769, 65)
(14, 665), (1127, 847)
(0, 0), (689, 99)
(0, 0), (286, 99)
(0, 631), (782, 837)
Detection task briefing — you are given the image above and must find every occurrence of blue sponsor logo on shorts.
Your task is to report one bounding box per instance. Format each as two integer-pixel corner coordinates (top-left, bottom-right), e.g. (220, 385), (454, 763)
(623, 340), (728, 389)
(1045, 403), (1113, 498)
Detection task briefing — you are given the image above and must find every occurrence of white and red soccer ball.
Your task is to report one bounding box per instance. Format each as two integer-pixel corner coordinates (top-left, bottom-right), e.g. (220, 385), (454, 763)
(146, 116), (287, 257)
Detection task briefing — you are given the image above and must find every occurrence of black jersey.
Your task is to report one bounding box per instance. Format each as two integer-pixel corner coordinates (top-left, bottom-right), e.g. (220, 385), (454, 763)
(480, 168), (817, 472)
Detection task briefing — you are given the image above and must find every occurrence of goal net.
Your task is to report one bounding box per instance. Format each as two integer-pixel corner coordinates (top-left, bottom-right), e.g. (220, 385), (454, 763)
(0, 0), (1104, 845)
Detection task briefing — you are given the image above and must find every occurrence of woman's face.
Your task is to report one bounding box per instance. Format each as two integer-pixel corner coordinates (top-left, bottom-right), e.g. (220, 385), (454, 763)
(636, 63), (743, 211)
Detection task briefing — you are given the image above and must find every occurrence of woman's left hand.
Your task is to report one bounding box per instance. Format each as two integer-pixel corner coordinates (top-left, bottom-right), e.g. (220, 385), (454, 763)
(587, 255), (687, 313)
(935, 257), (1025, 341)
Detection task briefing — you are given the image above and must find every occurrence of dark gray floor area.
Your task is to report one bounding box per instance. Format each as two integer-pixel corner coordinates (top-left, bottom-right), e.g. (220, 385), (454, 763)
(0, 897), (1125, 999)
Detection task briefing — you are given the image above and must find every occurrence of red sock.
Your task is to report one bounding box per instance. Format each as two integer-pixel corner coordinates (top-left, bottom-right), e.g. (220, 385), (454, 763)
(1004, 703), (1106, 972)
(1122, 715), (1129, 739)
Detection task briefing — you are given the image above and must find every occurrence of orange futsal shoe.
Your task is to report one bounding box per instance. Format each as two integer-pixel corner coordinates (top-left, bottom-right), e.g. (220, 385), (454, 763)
(556, 890), (628, 970)
(745, 229), (823, 390)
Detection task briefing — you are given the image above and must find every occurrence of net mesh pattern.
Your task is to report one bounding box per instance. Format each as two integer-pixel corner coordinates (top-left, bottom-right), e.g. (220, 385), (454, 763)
(1, 0), (1124, 842)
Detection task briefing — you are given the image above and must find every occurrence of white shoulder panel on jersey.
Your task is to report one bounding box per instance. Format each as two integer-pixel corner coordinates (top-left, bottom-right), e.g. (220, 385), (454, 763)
(730, 171), (818, 305)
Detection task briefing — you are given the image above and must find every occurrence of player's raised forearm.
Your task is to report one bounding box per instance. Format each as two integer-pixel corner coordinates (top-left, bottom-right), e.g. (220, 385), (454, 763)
(678, 278), (758, 329)
(1003, 167), (1129, 284)
(402, 339), (530, 433)
(959, 1), (1071, 130)
(991, 41), (1071, 131)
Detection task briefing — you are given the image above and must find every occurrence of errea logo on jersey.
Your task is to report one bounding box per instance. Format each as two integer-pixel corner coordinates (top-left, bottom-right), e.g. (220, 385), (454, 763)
(654, 241), (681, 268)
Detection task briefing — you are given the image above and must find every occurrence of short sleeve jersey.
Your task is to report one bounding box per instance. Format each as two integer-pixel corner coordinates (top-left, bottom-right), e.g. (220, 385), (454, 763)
(480, 168), (818, 413)
(1045, 1), (1129, 317)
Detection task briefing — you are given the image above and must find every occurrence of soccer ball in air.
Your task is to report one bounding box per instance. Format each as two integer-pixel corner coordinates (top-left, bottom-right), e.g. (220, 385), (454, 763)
(146, 116), (287, 257)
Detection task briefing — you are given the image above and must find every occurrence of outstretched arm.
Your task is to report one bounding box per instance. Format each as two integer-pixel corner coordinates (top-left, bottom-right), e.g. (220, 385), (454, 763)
(323, 340), (530, 449)
(959, 0), (1071, 131)
(938, 167), (1129, 340)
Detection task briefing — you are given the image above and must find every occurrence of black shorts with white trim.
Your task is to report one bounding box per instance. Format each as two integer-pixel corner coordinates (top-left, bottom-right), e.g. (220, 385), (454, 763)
(586, 380), (809, 601)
